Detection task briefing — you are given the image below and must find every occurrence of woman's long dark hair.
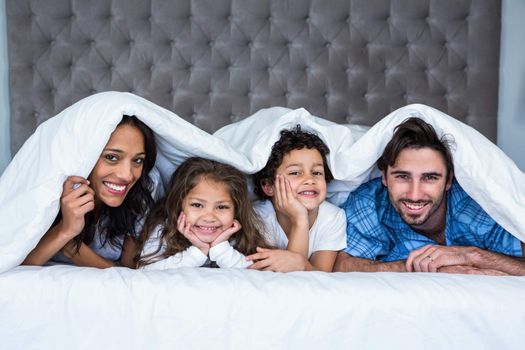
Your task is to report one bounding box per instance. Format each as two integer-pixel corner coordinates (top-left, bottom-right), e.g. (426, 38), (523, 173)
(71, 115), (157, 250)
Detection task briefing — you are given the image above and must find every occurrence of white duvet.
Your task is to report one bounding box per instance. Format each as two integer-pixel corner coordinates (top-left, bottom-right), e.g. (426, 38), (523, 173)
(1, 92), (524, 349)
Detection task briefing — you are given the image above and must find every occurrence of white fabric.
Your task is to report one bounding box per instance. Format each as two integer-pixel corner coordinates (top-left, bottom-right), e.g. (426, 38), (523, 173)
(1, 92), (525, 349)
(1, 93), (523, 273)
(140, 225), (250, 269)
(141, 246), (208, 270)
(208, 241), (252, 268)
(254, 200), (347, 258)
(2, 266), (525, 349)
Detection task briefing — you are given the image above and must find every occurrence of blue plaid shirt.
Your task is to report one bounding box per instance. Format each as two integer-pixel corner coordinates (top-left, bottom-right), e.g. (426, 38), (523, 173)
(341, 178), (522, 261)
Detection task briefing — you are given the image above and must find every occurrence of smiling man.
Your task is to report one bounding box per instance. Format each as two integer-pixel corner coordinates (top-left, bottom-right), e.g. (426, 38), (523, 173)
(334, 117), (525, 275)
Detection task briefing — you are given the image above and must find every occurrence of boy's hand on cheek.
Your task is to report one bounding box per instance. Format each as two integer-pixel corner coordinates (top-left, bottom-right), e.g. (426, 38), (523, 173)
(211, 220), (241, 247)
(177, 212), (210, 256)
(246, 247), (307, 272)
(274, 174), (308, 224)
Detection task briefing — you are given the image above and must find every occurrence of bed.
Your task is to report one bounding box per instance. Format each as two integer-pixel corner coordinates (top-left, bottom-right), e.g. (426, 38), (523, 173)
(2, 1), (525, 349)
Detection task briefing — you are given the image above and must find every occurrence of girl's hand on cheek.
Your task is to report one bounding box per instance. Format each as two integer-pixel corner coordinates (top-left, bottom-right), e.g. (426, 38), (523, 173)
(211, 220), (241, 247)
(177, 212), (210, 256)
(274, 175), (308, 224)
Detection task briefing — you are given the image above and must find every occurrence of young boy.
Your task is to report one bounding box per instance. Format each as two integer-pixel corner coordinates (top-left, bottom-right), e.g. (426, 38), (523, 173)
(246, 125), (347, 272)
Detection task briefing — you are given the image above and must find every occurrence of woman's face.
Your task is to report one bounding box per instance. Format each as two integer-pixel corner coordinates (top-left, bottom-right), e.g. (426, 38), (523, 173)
(89, 123), (146, 208)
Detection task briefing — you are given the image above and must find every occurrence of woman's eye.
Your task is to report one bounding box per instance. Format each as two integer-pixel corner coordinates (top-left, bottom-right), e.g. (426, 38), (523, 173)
(134, 157), (145, 166)
(104, 154), (118, 162)
(217, 205), (231, 210)
(313, 171), (323, 176)
(190, 203), (203, 208)
(288, 171), (300, 176)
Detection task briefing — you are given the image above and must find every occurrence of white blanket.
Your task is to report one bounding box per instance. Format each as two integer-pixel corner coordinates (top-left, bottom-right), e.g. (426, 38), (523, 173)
(1, 92), (524, 274)
(1, 92), (525, 349)
(1, 265), (525, 349)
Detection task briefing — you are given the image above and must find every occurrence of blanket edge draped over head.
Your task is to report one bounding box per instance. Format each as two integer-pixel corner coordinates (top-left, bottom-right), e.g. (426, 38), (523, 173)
(0, 92), (523, 273)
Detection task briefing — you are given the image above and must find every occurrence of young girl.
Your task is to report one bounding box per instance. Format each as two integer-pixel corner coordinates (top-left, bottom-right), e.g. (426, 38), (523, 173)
(137, 157), (271, 269)
(22, 115), (157, 268)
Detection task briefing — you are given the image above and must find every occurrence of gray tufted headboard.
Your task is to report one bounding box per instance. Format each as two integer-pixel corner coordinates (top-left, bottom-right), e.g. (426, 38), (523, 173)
(6, 0), (501, 154)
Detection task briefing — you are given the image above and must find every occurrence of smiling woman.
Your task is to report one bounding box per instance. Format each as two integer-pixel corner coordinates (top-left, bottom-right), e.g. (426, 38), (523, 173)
(21, 115), (157, 268)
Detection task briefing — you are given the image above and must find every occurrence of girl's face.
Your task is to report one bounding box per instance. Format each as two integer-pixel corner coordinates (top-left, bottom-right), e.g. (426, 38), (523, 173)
(182, 178), (235, 244)
(89, 124), (146, 209)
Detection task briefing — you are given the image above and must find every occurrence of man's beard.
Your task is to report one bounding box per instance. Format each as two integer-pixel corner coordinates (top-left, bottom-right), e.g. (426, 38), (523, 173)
(390, 192), (446, 226)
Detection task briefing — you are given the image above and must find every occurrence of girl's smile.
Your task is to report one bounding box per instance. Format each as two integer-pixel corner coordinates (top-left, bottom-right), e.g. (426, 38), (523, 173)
(182, 178), (235, 244)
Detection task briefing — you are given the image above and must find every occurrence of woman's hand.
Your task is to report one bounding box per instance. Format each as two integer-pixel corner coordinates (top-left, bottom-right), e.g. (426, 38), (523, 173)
(211, 220), (241, 247)
(22, 176), (95, 266)
(58, 176), (95, 239)
(177, 212), (210, 255)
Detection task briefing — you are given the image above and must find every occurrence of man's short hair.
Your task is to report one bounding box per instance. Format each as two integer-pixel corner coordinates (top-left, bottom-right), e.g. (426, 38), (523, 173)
(377, 117), (454, 177)
(253, 125), (333, 200)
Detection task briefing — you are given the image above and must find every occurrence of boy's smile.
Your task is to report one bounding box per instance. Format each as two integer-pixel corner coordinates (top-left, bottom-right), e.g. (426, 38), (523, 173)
(273, 147), (327, 211)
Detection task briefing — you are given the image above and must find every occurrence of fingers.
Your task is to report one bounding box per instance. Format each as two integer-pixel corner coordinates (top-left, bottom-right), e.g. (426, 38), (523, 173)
(248, 258), (273, 270)
(61, 186), (95, 217)
(221, 220), (242, 237)
(232, 219), (242, 232)
(177, 212), (194, 237)
(177, 212), (187, 233)
(246, 252), (268, 261)
(274, 175), (295, 208)
(413, 246), (438, 272)
(283, 176), (294, 202)
(406, 244), (434, 272)
(63, 176), (89, 195)
(274, 174), (285, 208)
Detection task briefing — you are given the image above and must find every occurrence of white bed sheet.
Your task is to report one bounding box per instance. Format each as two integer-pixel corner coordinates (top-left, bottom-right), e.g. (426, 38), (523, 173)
(1, 266), (525, 349)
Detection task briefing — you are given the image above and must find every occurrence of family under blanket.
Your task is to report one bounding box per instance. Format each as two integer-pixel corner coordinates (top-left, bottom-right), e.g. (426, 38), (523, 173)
(22, 116), (525, 275)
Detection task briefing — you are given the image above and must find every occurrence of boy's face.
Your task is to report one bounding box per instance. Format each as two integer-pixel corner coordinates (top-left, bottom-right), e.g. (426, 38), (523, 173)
(269, 147), (327, 211)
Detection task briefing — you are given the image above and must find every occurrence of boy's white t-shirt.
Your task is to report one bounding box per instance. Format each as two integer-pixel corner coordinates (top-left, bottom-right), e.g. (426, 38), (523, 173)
(253, 200), (347, 258)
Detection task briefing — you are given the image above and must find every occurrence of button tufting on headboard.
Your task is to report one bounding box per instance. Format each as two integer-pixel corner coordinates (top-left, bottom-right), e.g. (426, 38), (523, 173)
(6, 0), (502, 154)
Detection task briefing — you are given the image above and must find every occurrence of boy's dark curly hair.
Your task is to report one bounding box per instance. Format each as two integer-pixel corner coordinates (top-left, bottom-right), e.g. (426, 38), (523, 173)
(253, 125), (333, 200)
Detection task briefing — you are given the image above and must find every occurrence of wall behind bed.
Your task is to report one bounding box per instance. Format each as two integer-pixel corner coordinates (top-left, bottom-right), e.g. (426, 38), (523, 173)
(0, 0), (10, 175)
(0, 0), (524, 174)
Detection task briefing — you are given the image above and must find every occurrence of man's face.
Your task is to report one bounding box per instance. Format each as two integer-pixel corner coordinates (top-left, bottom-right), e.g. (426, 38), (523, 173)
(382, 147), (452, 226)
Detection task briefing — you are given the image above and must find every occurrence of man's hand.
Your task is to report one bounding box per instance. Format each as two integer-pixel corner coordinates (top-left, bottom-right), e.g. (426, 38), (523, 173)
(437, 265), (509, 276)
(406, 244), (477, 272)
(246, 247), (309, 272)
